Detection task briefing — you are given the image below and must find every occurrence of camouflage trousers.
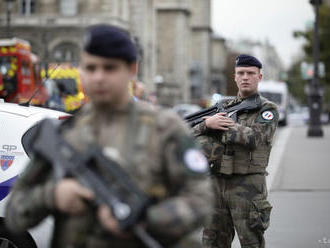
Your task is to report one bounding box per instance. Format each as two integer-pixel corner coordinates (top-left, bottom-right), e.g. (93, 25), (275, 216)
(202, 173), (272, 248)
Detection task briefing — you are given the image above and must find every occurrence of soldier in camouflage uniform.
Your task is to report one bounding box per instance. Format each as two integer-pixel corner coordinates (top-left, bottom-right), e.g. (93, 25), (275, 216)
(193, 55), (278, 248)
(5, 24), (213, 248)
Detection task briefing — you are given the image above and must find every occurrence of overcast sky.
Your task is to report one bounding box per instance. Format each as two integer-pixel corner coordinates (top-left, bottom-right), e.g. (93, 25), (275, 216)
(211, 0), (315, 68)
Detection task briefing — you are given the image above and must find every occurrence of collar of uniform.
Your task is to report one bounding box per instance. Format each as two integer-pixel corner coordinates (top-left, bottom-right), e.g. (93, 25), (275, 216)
(90, 99), (135, 119)
(240, 92), (260, 101)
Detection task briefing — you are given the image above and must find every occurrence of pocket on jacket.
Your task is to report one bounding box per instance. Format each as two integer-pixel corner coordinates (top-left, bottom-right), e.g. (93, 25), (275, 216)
(249, 199), (272, 231)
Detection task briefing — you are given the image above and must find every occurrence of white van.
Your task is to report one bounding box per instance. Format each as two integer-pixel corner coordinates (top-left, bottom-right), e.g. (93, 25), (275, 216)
(258, 80), (289, 126)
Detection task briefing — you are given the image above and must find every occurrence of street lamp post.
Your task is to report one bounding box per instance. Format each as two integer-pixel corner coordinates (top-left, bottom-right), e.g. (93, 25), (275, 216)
(5, 0), (15, 38)
(42, 32), (49, 78)
(308, 0), (324, 137)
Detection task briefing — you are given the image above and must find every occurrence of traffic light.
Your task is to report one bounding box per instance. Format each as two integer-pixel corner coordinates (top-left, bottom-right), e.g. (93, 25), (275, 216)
(300, 62), (325, 80)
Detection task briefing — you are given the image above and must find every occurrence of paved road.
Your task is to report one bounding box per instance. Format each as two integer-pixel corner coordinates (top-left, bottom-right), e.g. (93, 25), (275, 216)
(267, 191), (330, 248)
(232, 125), (330, 248)
(267, 125), (330, 248)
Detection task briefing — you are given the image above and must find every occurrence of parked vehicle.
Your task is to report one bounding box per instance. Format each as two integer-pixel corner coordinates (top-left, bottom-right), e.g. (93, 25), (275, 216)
(42, 64), (87, 113)
(0, 38), (48, 106)
(258, 80), (289, 126)
(0, 101), (69, 247)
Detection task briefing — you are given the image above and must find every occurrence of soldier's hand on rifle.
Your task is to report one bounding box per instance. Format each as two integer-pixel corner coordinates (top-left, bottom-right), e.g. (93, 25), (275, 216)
(98, 205), (128, 237)
(204, 113), (235, 131)
(54, 179), (95, 215)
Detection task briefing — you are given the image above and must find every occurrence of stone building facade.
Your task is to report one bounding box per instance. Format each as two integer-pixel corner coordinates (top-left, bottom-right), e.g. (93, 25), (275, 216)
(210, 35), (227, 96)
(0, 0), (226, 105)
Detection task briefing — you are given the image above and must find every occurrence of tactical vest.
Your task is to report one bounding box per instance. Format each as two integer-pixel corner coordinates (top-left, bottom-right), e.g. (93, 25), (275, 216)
(62, 102), (169, 200)
(196, 96), (274, 176)
(218, 97), (273, 175)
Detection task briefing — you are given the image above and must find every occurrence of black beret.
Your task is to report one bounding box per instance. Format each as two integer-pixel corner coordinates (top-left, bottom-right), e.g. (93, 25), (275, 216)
(83, 24), (137, 63)
(235, 54), (262, 69)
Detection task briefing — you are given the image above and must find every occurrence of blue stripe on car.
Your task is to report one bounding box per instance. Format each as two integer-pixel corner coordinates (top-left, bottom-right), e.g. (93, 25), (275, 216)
(0, 176), (18, 201)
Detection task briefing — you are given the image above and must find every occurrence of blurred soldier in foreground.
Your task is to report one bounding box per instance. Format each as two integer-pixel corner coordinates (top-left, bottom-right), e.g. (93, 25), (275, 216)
(5, 24), (213, 248)
(193, 55), (279, 248)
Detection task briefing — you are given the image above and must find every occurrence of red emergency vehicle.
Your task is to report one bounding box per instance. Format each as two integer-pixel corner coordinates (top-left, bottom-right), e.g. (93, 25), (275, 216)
(0, 38), (48, 105)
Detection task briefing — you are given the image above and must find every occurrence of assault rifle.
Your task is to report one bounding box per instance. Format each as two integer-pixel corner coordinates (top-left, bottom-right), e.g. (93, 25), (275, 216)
(32, 119), (163, 248)
(184, 96), (262, 127)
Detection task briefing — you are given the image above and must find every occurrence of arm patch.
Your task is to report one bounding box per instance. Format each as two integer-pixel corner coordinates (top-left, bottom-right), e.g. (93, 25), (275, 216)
(256, 109), (278, 123)
(176, 136), (208, 175)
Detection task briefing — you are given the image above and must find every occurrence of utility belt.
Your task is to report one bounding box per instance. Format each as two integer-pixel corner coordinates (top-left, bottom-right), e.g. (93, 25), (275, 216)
(210, 147), (271, 175)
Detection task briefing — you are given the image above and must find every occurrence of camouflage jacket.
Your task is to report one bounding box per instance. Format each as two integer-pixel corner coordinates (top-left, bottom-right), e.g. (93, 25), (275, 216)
(193, 93), (278, 175)
(5, 100), (213, 248)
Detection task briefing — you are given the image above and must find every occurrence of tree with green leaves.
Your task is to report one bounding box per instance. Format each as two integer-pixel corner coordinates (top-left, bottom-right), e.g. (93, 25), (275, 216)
(291, 3), (330, 109)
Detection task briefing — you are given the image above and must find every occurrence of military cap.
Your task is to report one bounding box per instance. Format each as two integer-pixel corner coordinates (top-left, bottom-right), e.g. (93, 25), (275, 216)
(83, 24), (137, 63)
(235, 54), (262, 69)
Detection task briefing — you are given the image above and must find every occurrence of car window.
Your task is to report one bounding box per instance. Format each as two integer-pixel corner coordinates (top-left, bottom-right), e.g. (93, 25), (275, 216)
(56, 78), (78, 95)
(21, 123), (39, 158)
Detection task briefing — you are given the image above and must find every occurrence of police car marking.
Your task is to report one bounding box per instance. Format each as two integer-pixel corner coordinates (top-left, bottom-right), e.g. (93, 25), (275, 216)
(0, 155), (15, 171)
(262, 111), (274, 121)
(0, 176), (18, 201)
(184, 149), (208, 173)
(2, 144), (17, 152)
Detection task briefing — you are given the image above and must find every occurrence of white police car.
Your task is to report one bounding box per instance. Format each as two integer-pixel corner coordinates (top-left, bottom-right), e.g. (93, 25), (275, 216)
(0, 100), (69, 248)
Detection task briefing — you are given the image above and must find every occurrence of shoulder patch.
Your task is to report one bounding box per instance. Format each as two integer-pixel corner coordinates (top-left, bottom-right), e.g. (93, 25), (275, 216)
(174, 135), (209, 175)
(256, 108), (278, 123)
(183, 148), (208, 173)
(261, 110), (274, 121)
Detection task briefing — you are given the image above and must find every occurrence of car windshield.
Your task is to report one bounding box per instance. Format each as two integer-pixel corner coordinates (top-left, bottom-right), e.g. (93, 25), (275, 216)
(0, 56), (17, 79)
(55, 78), (78, 95)
(0, 56), (18, 95)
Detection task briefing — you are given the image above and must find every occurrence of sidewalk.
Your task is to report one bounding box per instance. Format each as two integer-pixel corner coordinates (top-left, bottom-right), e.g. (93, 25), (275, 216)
(232, 125), (330, 248)
(267, 125), (330, 248)
(272, 125), (330, 191)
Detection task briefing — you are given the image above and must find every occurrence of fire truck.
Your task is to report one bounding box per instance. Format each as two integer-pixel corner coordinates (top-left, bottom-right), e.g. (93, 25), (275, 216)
(0, 38), (48, 105)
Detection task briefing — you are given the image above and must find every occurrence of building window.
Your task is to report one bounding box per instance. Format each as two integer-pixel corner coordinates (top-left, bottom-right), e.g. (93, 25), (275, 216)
(19, 0), (36, 16)
(121, 0), (129, 21)
(60, 0), (78, 16)
(52, 43), (79, 63)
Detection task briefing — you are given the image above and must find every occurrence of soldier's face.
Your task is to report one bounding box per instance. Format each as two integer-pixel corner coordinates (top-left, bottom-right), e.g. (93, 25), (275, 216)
(80, 53), (137, 105)
(234, 67), (262, 97)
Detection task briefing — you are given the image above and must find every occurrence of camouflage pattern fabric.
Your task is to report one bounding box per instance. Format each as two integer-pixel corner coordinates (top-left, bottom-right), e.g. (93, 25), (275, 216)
(192, 120), (225, 176)
(193, 93), (278, 248)
(203, 174), (272, 248)
(5, 100), (214, 248)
